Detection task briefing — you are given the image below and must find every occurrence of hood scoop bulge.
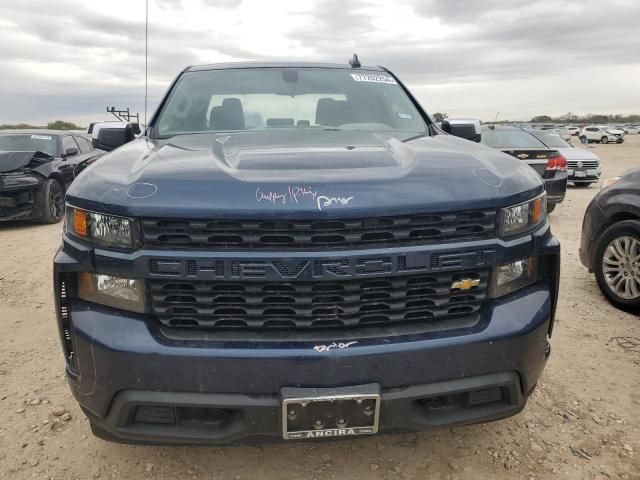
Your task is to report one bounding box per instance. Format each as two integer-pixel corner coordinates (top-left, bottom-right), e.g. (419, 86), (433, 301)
(207, 132), (416, 182)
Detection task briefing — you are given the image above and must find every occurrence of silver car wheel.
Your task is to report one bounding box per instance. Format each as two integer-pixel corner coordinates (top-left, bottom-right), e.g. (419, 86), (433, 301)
(602, 235), (640, 299)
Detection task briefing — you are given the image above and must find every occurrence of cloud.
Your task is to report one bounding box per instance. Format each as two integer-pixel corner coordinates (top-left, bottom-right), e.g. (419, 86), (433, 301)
(0, 0), (638, 123)
(414, 0), (521, 23)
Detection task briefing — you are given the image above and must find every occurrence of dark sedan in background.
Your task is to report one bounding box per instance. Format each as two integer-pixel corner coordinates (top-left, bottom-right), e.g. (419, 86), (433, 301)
(0, 130), (105, 223)
(580, 168), (640, 311)
(481, 126), (568, 212)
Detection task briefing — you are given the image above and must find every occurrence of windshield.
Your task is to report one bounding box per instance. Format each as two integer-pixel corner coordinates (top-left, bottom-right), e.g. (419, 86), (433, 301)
(154, 68), (427, 139)
(0, 134), (59, 157)
(482, 129), (547, 149)
(530, 131), (570, 148)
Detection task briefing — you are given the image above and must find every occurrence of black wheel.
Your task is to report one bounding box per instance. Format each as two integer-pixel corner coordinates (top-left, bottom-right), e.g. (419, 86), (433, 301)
(573, 182), (591, 188)
(601, 136), (609, 144)
(546, 202), (556, 214)
(37, 178), (65, 224)
(594, 220), (640, 312)
(579, 136), (587, 144)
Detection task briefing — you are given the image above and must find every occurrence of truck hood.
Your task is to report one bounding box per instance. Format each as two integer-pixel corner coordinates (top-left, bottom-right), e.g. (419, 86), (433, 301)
(67, 131), (544, 218)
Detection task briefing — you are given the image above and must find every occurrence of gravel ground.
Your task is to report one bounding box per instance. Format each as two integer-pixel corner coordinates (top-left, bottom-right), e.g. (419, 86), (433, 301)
(1, 136), (639, 480)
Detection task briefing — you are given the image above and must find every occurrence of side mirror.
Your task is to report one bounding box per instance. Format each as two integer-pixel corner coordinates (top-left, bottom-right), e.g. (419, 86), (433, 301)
(442, 119), (482, 143)
(95, 124), (136, 152)
(65, 147), (79, 157)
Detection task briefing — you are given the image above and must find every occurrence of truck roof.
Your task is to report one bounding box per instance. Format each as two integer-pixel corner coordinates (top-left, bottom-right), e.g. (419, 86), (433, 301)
(187, 61), (387, 72)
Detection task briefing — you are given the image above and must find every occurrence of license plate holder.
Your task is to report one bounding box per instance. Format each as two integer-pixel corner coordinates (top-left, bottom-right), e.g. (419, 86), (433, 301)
(281, 384), (381, 440)
(575, 170), (587, 178)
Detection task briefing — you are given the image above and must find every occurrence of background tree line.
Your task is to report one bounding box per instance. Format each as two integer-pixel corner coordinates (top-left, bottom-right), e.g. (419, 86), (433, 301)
(529, 112), (640, 124)
(419, 112), (639, 124)
(0, 120), (83, 130)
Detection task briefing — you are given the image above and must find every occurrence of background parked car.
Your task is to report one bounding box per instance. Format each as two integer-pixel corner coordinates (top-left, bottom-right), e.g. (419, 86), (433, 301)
(580, 126), (624, 144)
(566, 126), (581, 136)
(481, 125), (568, 212)
(0, 130), (105, 223)
(623, 126), (639, 135)
(528, 129), (601, 188)
(580, 168), (640, 311)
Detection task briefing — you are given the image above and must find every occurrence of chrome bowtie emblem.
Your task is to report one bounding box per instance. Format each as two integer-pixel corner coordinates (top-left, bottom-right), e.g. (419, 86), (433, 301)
(451, 278), (481, 291)
(516, 153), (528, 159)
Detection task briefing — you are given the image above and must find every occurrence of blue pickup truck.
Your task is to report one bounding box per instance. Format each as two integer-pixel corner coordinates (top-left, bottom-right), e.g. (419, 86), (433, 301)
(53, 60), (560, 444)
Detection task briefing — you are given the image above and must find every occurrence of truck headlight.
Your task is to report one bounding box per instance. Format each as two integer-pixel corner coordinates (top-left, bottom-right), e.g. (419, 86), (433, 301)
(489, 257), (537, 298)
(499, 193), (546, 238)
(66, 206), (139, 249)
(77, 272), (147, 313)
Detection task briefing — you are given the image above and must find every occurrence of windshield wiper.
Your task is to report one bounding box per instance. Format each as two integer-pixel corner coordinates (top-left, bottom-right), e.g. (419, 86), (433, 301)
(401, 132), (429, 143)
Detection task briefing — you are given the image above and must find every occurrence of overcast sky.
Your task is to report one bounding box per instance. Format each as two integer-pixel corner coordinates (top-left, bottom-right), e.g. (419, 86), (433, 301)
(1, 0), (639, 125)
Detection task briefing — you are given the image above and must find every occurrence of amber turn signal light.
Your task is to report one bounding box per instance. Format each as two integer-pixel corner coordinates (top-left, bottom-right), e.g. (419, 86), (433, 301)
(531, 196), (544, 225)
(77, 272), (96, 295)
(73, 209), (88, 237)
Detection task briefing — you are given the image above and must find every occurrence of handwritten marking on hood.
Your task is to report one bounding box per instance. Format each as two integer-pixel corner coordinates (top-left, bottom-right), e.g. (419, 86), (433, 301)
(256, 187), (355, 211)
(313, 341), (358, 353)
(316, 195), (354, 211)
(256, 189), (288, 205)
(127, 182), (158, 199)
(473, 168), (504, 188)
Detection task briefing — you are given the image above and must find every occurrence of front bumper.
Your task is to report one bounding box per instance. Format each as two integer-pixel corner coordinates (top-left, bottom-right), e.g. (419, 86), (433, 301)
(568, 166), (602, 183)
(64, 287), (552, 444)
(0, 186), (42, 221)
(85, 371), (532, 445)
(54, 228), (560, 444)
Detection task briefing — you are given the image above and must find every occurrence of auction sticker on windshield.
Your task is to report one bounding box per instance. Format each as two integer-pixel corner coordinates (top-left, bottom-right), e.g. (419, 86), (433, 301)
(350, 73), (398, 84)
(30, 135), (52, 140)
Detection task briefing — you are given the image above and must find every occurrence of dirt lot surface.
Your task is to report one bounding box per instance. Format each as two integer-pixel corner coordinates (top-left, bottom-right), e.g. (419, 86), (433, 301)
(1, 136), (639, 480)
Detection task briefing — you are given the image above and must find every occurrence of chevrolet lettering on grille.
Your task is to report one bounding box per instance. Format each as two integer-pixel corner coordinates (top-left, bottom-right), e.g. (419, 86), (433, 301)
(149, 249), (495, 281)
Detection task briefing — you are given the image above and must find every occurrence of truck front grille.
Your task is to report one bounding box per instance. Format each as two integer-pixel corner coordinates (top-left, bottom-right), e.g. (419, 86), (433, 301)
(142, 210), (496, 250)
(150, 269), (489, 330)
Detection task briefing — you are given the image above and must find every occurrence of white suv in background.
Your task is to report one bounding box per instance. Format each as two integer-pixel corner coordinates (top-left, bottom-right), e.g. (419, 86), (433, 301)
(579, 126), (624, 144)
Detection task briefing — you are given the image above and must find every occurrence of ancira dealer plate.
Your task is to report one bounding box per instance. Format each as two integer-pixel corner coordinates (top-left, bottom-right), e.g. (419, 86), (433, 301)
(281, 386), (380, 440)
